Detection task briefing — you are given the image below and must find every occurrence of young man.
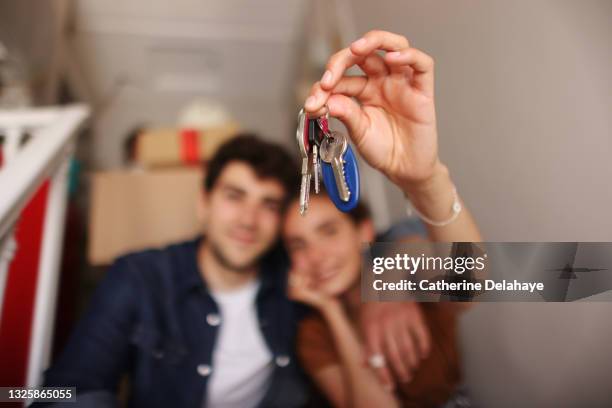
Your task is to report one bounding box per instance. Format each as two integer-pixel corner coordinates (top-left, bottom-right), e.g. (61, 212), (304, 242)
(39, 134), (309, 408)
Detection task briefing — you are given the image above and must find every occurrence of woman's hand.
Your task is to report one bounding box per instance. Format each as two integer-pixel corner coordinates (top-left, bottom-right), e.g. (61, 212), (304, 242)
(359, 301), (431, 388)
(288, 266), (337, 310)
(304, 30), (442, 191)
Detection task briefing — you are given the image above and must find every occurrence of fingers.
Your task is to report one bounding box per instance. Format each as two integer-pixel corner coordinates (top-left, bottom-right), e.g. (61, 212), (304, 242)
(326, 94), (369, 145)
(321, 53), (389, 91)
(320, 48), (364, 91)
(397, 323), (418, 374)
(288, 261), (312, 288)
(324, 30), (410, 90)
(385, 47), (434, 74)
(304, 81), (326, 116)
(319, 44), (387, 93)
(304, 77), (368, 115)
(371, 364), (394, 393)
(358, 54), (389, 77)
(363, 323), (396, 391)
(332, 76), (368, 97)
(288, 271), (307, 296)
(410, 318), (432, 359)
(383, 328), (412, 383)
(350, 30), (410, 55)
(350, 30), (434, 94)
(384, 48), (435, 96)
(304, 78), (370, 142)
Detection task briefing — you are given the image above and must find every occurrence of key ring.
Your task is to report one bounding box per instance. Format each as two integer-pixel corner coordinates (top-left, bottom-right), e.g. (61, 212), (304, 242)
(316, 105), (332, 138)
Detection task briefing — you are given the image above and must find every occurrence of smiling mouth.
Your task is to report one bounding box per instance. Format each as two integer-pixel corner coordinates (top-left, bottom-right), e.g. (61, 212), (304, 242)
(229, 232), (257, 245)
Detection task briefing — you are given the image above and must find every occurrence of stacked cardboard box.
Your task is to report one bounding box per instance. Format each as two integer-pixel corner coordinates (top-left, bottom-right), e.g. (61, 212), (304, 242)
(135, 122), (240, 168)
(88, 168), (204, 265)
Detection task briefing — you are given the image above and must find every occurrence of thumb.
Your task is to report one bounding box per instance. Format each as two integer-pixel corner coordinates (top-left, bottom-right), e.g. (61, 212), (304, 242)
(289, 261), (310, 284)
(327, 94), (368, 146)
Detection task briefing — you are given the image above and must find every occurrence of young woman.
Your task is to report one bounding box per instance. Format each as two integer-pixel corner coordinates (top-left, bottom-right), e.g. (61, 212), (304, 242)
(284, 195), (468, 408)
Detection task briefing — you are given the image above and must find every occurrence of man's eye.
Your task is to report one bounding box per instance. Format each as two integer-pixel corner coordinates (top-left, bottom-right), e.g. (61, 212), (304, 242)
(264, 202), (281, 213)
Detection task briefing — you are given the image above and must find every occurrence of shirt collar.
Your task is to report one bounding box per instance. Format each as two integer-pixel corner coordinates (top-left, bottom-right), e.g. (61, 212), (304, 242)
(177, 236), (288, 296)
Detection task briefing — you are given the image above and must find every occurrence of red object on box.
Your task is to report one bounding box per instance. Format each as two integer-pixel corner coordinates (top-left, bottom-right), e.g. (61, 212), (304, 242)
(180, 128), (201, 165)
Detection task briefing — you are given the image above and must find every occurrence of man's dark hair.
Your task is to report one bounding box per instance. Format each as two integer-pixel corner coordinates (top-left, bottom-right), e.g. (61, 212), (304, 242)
(346, 199), (372, 225)
(204, 133), (299, 204)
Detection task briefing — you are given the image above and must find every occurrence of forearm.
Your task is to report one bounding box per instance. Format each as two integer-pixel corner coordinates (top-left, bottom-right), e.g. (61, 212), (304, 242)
(320, 302), (399, 408)
(401, 162), (482, 243)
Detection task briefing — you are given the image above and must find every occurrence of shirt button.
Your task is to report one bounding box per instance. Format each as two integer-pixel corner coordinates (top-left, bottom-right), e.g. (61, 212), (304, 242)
(197, 364), (212, 377)
(275, 355), (291, 367)
(206, 313), (221, 326)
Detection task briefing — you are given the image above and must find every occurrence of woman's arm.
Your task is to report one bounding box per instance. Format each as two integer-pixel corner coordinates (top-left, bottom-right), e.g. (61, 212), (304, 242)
(290, 273), (399, 407)
(401, 162), (482, 242)
(318, 300), (400, 408)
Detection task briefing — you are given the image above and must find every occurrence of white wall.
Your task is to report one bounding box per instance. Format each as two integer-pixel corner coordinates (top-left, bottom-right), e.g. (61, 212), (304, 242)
(71, 0), (308, 168)
(349, 1), (612, 406)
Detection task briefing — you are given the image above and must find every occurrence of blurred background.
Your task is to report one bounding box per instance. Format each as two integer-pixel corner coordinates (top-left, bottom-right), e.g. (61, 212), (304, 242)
(0, 0), (611, 407)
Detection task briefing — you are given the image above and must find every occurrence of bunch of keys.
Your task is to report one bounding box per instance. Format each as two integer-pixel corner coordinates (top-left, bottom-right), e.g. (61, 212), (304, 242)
(296, 107), (360, 215)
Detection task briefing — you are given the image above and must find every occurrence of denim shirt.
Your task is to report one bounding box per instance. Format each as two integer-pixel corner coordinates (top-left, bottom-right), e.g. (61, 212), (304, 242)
(38, 237), (308, 408)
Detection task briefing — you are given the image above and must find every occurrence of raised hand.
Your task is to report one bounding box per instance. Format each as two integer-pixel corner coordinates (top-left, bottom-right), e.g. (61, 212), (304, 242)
(288, 266), (336, 310)
(304, 30), (441, 191)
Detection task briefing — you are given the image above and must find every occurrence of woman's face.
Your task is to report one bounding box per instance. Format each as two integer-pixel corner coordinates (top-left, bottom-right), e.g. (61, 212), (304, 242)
(283, 195), (374, 297)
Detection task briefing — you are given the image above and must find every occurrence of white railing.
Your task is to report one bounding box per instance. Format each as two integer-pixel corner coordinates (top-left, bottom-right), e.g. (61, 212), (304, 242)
(0, 104), (90, 389)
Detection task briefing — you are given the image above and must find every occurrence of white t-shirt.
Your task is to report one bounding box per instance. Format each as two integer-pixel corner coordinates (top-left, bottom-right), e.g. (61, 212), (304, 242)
(205, 280), (274, 408)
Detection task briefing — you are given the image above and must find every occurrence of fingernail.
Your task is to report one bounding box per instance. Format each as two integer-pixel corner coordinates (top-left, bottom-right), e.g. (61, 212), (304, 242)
(305, 96), (316, 109)
(387, 51), (401, 58)
(352, 38), (367, 48)
(321, 70), (332, 85)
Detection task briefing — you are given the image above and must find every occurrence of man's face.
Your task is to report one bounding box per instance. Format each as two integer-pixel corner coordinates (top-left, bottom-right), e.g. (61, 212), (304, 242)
(203, 161), (286, 271)
(283, 196), (374, 296)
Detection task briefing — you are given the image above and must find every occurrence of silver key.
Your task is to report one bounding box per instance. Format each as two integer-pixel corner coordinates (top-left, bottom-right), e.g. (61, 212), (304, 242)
(296, 109), (311, 215)
(312, 144), (320, 194)
(320, 132), (350, 202)
(299, 157), (311, 214)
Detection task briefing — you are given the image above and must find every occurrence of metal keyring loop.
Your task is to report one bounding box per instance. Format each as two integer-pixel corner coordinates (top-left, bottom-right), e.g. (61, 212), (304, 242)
(316, 104), (332, 137)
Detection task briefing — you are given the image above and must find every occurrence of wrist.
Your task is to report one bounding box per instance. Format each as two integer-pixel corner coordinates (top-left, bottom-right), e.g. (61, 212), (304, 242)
(400, 162), (461, 225)
(319, 297), (343, 317)
(400, 161), (452, 201)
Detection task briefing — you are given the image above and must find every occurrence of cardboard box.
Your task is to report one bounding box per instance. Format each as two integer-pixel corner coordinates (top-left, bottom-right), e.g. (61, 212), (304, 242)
(88, 168), (204, 265)
(135, 123), (240, 168)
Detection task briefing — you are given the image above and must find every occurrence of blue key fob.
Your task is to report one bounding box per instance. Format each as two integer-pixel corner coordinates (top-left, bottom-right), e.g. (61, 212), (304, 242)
(321, 144), (360, 212)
